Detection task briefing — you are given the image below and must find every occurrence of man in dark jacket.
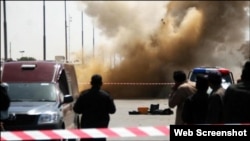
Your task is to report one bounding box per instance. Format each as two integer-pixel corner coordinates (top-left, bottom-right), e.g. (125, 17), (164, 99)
(224, 60), (250, 123)
(73, 74), (116, 141)
(0, 82), (10, 131)
(182, 74), (209, 124)
(206, 72), (225, 124)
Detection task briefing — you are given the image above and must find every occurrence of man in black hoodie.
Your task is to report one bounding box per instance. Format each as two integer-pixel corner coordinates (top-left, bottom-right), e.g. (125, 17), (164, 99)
(73, 74), (116, 141)
(224, 60), (250, 123)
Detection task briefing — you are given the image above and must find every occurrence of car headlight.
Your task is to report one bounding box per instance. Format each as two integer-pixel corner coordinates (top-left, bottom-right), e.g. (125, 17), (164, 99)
(38, 113), (60, 124)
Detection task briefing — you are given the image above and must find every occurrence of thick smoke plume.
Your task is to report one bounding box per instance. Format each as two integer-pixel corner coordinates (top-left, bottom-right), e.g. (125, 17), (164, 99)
(75, 1), (249, 98)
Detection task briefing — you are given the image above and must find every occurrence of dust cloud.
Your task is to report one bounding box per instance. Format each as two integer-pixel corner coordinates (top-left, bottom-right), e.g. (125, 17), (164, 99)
(74, 1), (249, 98)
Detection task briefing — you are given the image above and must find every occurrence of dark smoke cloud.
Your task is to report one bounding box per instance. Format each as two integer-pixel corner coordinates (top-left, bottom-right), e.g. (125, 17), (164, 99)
(78, 1), (249, 98)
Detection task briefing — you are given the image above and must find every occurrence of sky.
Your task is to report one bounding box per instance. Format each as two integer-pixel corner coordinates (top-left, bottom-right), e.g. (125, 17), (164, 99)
(1, 1), (103, 61)
(1, 1), (249, 62)
(1, 1), (249, 98)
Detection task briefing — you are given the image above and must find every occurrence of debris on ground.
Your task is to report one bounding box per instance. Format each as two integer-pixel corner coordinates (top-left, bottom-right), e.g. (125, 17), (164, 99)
(128, 104), (173, 115)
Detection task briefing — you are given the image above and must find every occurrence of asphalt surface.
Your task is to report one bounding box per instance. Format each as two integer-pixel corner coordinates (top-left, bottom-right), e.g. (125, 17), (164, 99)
(107, 99), (175, 141)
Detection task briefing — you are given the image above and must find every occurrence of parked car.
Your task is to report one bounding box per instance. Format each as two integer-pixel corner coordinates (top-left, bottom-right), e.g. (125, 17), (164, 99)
(1, 61), (80, 131)
(188, 67), (235, 93)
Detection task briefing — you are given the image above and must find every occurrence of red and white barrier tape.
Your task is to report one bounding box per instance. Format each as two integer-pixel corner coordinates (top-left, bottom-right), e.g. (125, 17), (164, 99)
(79, 82), (175, 85)
(0, 126), (170, 141)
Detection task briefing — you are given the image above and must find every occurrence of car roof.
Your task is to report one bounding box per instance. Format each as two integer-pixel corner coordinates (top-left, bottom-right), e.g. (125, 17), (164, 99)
(2, 61), (64, 83)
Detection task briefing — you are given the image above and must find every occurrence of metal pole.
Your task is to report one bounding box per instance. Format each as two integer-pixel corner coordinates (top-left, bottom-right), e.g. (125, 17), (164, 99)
(43, 0), (46, 60)
(0, 1), (1, 62)
(9, 42), (11, 59)
(68, 15), (72, 61)
(93, 23), (95, 58)
(81, 11), (84, 64)
(20, 51), (25, 58)
(64, 0), (68, 62)
(249, 44), (250, 60)
(3, 0), (8, 61)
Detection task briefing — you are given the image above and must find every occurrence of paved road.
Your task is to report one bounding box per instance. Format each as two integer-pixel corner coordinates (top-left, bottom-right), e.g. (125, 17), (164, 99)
(107, 99), (175, 141)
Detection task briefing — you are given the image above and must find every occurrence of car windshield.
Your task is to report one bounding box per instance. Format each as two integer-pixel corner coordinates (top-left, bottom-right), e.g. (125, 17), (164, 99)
(190, 73), (233, 84)
(6, 83), (57, 102)
(189, 72), (233, 90)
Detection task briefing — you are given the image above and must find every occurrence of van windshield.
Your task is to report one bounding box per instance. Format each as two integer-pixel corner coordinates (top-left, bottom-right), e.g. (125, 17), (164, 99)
(6, 83), (57, 102)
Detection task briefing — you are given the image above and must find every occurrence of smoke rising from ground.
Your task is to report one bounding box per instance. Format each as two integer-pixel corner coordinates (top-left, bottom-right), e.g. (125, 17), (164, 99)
(76, 1), (249, 98)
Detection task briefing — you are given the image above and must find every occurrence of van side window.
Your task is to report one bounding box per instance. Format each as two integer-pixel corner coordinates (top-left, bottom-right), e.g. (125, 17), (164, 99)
(58, 70), (69, 95)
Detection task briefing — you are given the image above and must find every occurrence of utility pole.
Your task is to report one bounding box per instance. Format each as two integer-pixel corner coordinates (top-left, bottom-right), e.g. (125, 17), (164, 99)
(249, 44), (250, 61)
(19, 50), (25, 58)
(43, 0), (46, 60)
(9, 42), (11, 59)
(93, 23), (95, 58)
(64, 0), (68, 62)
(0, 1), (1, 62)
(248, 40), (250, 60)
(68, 15), (72, 61)
(81, 11), (84, 64)
(3, 0), (8, 61)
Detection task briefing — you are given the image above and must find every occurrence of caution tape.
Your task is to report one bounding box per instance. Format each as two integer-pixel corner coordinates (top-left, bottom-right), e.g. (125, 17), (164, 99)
(0, 126), (170, 141)
(79, 82), (175, 85)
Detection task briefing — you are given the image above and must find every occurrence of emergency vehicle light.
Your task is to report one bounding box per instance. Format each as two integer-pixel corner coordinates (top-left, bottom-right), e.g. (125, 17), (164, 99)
(193, 68), (230, 75)
(192, 68), (207, 74)
(218, 68), (230, 75)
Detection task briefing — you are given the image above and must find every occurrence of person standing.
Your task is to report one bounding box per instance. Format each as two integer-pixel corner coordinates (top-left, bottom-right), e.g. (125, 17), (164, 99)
(73, 74), (116, 141)
(182, 74), (209, 124)
(168, 70), (196, 125)
(206, 72), (225, 124)
(0, 82), (10, 131)
(224, 60), (250, 123)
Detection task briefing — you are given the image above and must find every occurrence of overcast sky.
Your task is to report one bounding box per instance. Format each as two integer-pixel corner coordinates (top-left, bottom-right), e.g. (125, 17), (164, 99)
(1, 1), (103, 61)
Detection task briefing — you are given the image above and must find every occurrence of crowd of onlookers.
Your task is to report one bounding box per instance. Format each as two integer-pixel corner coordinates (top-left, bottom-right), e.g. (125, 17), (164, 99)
(169, 60), (250, 125)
